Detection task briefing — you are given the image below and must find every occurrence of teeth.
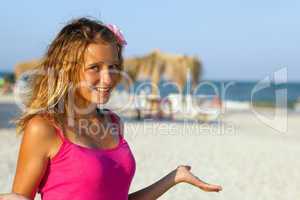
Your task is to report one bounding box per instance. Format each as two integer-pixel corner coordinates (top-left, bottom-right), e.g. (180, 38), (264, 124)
(95, 87), (110, 92)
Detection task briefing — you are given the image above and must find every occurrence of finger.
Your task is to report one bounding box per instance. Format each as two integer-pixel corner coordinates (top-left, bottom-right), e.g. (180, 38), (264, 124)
(201, 183), (223, 192)
(188, 174), (222, 192)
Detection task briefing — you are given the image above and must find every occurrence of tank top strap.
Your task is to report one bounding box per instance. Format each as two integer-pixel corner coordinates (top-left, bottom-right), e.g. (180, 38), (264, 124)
(99, 108), (123, 140)
(50, 123), (68, 143)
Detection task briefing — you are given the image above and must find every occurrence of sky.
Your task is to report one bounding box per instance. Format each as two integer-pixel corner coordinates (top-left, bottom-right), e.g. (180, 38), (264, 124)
(0, 0), (299, 81)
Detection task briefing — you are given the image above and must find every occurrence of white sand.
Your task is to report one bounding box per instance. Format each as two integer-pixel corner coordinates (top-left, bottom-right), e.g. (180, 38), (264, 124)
(1, 111), (300, 199)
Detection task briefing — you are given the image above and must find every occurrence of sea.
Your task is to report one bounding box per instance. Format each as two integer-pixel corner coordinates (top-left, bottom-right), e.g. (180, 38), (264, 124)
(117, 80), (300, 107)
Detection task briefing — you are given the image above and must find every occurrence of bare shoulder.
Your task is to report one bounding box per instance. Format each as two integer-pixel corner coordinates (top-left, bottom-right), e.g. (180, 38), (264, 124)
(24, 115), (57, 140)
(22, 115), (60, 158)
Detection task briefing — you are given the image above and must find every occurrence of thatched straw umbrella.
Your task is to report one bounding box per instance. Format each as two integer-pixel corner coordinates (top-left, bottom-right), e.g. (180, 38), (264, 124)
(123, 49), (202, 115)
(123, 49), (202, 93)
(14, 59), (42, 80)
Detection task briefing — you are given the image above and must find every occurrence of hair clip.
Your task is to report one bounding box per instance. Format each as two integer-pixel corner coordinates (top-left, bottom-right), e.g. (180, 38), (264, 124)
(105, 24), (127, 46)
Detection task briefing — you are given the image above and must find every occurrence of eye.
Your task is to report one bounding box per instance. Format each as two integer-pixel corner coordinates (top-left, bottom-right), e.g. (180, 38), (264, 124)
(89, 64), (100, 71)
(109, 64), (121, 71)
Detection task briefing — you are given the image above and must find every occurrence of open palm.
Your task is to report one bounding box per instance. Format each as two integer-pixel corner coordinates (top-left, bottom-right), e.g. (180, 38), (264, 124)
(175, 165), (223, 192)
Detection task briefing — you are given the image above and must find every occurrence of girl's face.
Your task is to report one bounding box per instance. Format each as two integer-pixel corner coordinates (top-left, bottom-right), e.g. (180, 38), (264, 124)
(76, 42), (121, 105)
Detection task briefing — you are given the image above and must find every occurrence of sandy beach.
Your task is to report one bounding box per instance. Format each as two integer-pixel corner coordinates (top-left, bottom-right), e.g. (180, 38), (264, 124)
(0, 99), (300, 200)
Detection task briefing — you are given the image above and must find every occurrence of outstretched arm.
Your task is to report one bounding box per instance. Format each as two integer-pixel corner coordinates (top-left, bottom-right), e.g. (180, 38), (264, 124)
(128, 165), (222, 200)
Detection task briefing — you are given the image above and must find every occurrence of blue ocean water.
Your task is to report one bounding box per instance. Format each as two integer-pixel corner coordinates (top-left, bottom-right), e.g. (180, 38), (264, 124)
(0, 71), (13, 77)
(119, 80), (300, 104)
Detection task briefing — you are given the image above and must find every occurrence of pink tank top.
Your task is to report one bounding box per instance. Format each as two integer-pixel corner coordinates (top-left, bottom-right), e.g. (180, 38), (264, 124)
(37, 110), (136, 200)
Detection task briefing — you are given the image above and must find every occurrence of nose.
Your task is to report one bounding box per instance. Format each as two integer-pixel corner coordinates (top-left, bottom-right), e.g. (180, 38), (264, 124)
(99, 66), (113, 86)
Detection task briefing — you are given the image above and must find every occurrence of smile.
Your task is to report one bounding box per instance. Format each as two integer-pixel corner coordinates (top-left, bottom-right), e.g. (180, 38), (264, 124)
(91, 87), (111, 93)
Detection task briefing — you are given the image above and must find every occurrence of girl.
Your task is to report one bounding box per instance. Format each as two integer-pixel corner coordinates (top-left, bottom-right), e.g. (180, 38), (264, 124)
(1, 17), (222, 200)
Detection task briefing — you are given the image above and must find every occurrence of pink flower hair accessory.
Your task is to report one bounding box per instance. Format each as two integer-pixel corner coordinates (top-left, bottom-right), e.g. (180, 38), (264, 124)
(105, 24), (127, 46)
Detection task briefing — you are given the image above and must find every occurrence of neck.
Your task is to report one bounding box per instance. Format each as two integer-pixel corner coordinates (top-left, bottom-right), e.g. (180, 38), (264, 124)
(65, 92), (99, 127)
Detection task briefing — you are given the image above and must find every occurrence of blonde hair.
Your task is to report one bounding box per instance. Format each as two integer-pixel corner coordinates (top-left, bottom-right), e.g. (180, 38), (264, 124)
(12, 17), (124, 135)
